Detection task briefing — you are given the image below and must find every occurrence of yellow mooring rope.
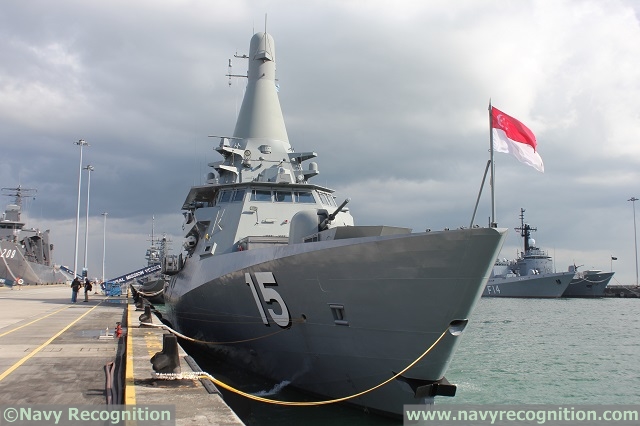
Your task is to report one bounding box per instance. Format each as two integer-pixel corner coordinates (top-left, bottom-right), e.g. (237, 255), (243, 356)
(152, 325), (451, 406)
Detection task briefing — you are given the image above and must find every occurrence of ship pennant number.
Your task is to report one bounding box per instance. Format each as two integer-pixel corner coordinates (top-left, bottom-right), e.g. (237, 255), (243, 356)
(245, 272), (291, 328)
(0, 249), (17, 259)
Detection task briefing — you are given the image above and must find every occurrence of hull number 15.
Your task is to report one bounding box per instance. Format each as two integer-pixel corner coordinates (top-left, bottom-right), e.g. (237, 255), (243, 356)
(245, 272), (291, 328)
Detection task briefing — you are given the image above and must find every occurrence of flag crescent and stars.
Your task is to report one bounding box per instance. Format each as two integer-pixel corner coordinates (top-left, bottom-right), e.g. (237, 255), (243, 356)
(491, 107), (537, 152)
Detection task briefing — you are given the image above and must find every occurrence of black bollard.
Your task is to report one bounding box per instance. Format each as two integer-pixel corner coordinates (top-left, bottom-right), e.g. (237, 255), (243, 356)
(139, 305), (151, 325)
(150, 334), (181, 374)
(131, 287), (140, 304)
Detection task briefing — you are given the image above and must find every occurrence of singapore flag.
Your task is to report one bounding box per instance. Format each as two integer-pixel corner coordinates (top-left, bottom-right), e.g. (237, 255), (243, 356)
(491, 106), (544, 173)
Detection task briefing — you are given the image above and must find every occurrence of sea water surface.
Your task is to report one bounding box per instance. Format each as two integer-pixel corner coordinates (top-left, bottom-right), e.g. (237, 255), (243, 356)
(183, 298), (640, 425)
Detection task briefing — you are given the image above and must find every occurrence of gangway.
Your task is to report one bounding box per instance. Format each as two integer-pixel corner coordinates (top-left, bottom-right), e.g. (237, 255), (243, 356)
(103, 264), (162, 295)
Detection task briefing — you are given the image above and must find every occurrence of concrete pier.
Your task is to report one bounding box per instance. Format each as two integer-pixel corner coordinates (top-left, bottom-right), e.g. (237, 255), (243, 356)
(0, 285), (244, 425)
(127, 300), (244, 424)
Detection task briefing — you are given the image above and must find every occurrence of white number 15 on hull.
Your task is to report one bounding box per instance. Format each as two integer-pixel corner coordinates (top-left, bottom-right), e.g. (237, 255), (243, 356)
(245, 272), (291, 328)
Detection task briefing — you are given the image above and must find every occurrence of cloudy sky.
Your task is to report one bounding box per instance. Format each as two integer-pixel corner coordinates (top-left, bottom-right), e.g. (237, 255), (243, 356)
(2, 0), (640, 286)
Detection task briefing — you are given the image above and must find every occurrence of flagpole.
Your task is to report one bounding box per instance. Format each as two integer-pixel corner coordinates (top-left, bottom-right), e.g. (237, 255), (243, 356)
(489, 99), (496, 227)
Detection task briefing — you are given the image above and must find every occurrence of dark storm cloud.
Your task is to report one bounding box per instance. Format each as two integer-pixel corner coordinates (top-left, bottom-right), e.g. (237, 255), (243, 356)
(1, 0), (639, 284)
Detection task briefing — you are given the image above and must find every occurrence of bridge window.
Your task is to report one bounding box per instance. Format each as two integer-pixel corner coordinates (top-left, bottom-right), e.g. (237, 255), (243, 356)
(294, 192), (315, 203)
(218, 189), (245, 203)
(219, 189), (246, 203)
(251, 190), (272, 202)
(232, 189), (246, 202)
(274, 191), (292, 202)
(318, 192), (336, 206)
(219, 190), (232, 203)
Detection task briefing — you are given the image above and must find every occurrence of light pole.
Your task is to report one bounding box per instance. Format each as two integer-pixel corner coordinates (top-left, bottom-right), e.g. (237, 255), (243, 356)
(73, 139), (89, 278)
(83, 165), (94, 278)
(101, 212), (108, 284)
(629, 197), (638, 286)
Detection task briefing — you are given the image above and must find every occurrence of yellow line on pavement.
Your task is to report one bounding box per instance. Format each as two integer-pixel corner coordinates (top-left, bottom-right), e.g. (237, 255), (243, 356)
(0, 301), (105, 382)
(125, 301), (136, 404)
(0, 305), (71, 338)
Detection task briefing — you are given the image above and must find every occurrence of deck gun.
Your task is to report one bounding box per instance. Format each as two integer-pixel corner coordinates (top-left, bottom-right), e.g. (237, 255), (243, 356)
(319, 198), (351, 231)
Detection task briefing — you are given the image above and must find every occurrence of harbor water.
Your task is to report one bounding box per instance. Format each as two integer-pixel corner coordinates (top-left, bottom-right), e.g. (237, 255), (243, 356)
(179, 297), (640, 425)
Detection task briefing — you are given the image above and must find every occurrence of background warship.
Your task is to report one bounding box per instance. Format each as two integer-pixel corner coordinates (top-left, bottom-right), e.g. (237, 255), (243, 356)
(563, 265), (614, 297)
(483, 208), (575, 298)
(0, 186), (72, 286)
(163, 31), (507, 416)
(131, 218), (170, 304)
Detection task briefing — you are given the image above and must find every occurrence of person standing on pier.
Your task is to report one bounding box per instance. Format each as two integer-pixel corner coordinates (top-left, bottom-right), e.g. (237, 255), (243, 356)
(83, 278), (92, 302)
(71, 277), (81, 303)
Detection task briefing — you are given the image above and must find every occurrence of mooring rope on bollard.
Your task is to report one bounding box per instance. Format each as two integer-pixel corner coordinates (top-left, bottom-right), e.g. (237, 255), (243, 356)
(152, 326), (450, 406)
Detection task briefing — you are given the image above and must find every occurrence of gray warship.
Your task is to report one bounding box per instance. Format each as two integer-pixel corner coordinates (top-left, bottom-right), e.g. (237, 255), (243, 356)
(163, 31), (507, 416)
(562, 265), (614, 297)
(135, 222), (171, 304)
(483, 208), (575, 298)
(0, 186), (72, 286)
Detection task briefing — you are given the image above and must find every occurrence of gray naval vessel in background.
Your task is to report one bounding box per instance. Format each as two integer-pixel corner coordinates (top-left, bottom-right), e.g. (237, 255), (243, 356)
(163, 31), (507, 416)
(563, 265), (614, 297)
(0, 186), (72, 286)
(131, 218), (170, 304)
(483, 208), (575, 298)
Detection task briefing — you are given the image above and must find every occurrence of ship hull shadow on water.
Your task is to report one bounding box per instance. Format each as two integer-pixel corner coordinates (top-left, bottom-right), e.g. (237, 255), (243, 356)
(163, 31), (507, 417)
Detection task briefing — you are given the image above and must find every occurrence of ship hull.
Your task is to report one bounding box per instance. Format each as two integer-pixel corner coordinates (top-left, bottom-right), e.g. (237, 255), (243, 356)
(562, 272), (614, 298)
(135, 277), (166, 304)
(482, 271), (575, 298)
(165, 227), (506, 415)
(0, 240), (71, 285)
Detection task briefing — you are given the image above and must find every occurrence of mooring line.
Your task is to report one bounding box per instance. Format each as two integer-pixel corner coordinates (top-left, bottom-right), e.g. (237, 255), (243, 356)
(153, 326), (451, 406)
